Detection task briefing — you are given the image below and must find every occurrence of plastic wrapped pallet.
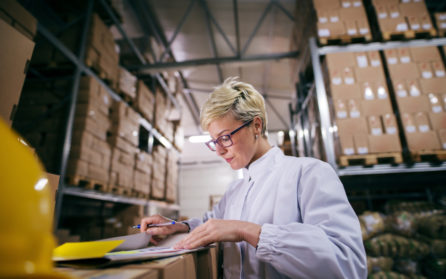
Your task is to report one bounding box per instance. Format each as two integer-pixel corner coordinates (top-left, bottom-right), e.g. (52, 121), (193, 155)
(367, 256), (394, 274)
(365, 233), (430, 259)
(359, 211), (387, 240)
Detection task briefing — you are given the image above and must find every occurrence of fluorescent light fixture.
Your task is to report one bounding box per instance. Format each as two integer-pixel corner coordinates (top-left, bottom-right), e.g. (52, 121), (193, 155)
(188, 135), (212, 143)
(289, 130), (296, 137)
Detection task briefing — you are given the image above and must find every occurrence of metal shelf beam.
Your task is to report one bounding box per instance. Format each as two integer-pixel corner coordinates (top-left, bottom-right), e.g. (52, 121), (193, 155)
(63, 186), (180, 210)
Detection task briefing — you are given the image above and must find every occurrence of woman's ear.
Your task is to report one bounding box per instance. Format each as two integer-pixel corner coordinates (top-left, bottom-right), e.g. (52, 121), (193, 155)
(253, 116), (263, 134)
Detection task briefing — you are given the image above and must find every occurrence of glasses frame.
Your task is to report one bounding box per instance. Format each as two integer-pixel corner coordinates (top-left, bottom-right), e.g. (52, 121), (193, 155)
(205, 120), (253, 151)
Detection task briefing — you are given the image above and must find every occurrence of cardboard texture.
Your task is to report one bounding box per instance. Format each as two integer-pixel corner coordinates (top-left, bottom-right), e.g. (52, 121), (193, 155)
(337, 117), (369, 135)
(136, 80), (155, 123)
(0, 19), (35, 126)
(368, 134), (402, 153)
(429, 112), (446, 130)
(0, 0), (37, 40)
(396, 96), (430, 114)
(118, 67), (137, 99)
(361, 99), (392, 116)
(406, 131), (441, 151)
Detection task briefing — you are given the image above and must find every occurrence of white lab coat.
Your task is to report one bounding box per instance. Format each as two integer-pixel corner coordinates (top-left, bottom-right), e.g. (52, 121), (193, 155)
(187, 147), (367, 279)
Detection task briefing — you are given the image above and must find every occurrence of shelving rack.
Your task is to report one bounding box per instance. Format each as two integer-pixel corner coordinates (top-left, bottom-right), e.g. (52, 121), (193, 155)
(307, 36), (446, 177)
(21, 0), (182, 229)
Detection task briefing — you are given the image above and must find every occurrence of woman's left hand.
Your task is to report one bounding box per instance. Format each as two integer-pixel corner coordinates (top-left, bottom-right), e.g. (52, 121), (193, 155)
(173, 219), (261, 249)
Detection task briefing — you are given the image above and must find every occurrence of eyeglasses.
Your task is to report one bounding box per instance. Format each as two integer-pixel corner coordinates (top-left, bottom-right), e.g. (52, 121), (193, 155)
(205, 120), (253, 151)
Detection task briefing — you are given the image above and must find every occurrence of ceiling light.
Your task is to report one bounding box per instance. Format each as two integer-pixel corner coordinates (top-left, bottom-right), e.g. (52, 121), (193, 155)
(188, 135), (212, 143)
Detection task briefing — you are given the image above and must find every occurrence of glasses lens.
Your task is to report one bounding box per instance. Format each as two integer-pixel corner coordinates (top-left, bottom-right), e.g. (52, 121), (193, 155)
(206, 141), (217, 151)
(218, 135), (232, 147)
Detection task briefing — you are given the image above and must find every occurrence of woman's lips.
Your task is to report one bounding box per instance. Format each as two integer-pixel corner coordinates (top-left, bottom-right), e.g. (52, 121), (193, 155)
(225, 158), (233, 163)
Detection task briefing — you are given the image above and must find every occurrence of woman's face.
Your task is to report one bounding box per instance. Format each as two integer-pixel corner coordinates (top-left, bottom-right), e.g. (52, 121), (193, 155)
(207, 113), (256, 170)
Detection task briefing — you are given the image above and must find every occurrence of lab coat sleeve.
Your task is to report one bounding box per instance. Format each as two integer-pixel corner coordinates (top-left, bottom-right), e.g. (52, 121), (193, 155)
(255, 161), (367, 279)
(183, 182), (232, 231)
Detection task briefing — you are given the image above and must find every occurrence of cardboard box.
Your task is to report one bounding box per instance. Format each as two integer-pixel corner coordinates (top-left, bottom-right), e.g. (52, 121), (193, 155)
(118, 67), (137, 99)
(331, 84), (361, 100)
(401, 113), (416, 134)
(368, 134), (402, 153)
(361, 99), (393, 116)
(432, 61), (446, 78)
(326, 52), (356, 71)
(317, 21), (345, 37)
(397, 95), (430, 113)
(334, 99), (348, 119)
(428, 93), (443, 113)
(406, 131), (441, 151)
(419, 78), (446, 95)
(0, 0), (37, 40)
(58, 268), (159, 279)
(338, 133), (355, 155)
(348, 99), (361, 118)
(382, 113), (398, 134)
(398, 48), (412, 63)
(354, 133), (369, 154)
(339, 6), (367, 21)
(136, 80), (155, 123)
(368, 51), (382, 67)
(0, 19), (35, 126)
(379, 17), (408, 32)
(407, 15), (421, 31)
(429, 112), (446, 130)
(393, 80), (408, 98)
(418, 62), (433, 79)
(407, 79), (421, 97)
(438, 129), (446, 149)
(410, 46), (442, 63)
(368, 115), (383, 135)
(313, 0), (341, 10)
(414, 112), (430, 132)
(196, 246), (219, 279)
(384, 49), (398, 65)
(125, 255), (193, 279)
(399, 2), (428, 17)
(336, 117), (369, 135)
(388, 63), (420, 80)
(355, 66), (386, 83)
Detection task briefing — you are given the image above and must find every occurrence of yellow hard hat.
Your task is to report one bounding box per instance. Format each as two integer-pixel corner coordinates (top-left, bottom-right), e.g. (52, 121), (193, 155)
(0, 119), (68, 278)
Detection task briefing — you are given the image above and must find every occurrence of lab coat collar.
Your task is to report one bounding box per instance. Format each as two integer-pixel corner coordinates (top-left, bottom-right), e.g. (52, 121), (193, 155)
(242, 146), (283, 183)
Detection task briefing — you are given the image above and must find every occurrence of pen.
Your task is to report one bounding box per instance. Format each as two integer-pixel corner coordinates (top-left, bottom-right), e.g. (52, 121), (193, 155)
(132, 221), (177, 229)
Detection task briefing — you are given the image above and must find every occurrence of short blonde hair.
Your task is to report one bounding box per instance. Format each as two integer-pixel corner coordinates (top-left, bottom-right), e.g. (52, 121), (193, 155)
(200, 77), (267, 136)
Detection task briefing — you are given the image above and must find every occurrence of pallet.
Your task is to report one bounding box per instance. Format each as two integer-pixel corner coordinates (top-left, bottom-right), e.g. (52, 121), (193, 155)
(66, 175), (107, 192)
(107, 185), (132, 197)
(338, 152), (403, 167)
(130, 189), (149, 199)
(411, 150), (446, 162)
(382, 28), (437, 41)
(319, 34), (372, 45)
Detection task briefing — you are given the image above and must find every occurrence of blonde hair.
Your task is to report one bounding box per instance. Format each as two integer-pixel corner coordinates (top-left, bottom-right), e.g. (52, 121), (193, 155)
(200, 77), (267, 136)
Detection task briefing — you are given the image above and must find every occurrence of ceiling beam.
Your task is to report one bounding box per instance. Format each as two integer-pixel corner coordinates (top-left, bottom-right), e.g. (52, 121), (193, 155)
(199, 0), (223, 82)
(272, 0), (295, 22)
(233, 0), (241, 57)
(265, 98), (289, 129)
(130, 51), (299, 72)
(241, 1), (273, 56)
(159, 0), (196, 62)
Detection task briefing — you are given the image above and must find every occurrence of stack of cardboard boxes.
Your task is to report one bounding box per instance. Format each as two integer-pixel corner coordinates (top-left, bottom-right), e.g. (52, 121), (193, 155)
(117, 67), (137, 101)
(385, 46), (446, 152)
(85, 14), (119, 88)
(151, 145), (167, 200)
(435, 12), (446, 37)
(373, 0), (434, 39)
(314, 0), (371, 42)
(108, 101), (140, 195)
(165, 149), (179, 203)
(66, 76), (112, 189)
(326, 51), (402, 158)
(135, 80), (155, 123)
(133, 151), (152, 198)
(154, 88), (175, 142)
(0, 0), (36, 127)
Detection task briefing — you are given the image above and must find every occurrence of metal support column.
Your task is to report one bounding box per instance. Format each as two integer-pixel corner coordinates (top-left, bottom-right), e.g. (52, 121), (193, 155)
(53, 0), (94, 230)
(309, 37), (336, 168)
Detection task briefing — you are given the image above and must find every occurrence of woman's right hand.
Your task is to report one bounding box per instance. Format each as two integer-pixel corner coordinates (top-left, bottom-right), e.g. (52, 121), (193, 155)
(140, 214), (189, 245)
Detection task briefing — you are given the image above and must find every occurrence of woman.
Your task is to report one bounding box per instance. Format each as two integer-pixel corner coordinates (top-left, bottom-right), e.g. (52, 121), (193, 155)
(140, 77), (367, 278)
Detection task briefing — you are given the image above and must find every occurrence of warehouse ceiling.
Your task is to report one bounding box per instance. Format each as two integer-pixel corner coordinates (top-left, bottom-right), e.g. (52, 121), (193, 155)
(112, 0), (298, 137)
